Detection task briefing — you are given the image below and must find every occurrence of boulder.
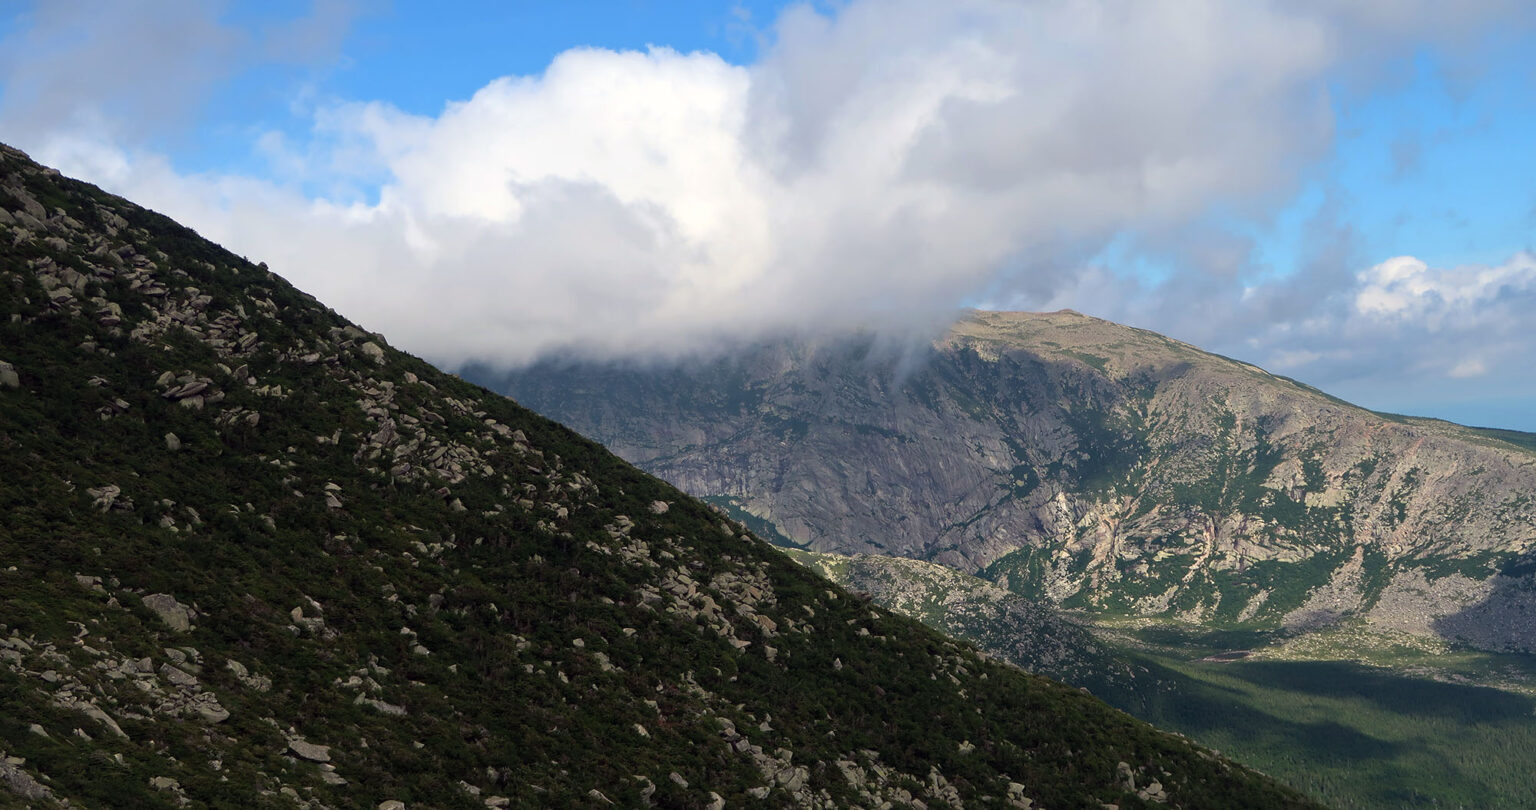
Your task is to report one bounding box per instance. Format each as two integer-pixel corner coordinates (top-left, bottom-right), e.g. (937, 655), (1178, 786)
(1116, 761), (1136, 791)
(142, 593), (193, 632)
(161, 380), (209, 400)
(164, 432), (181, 452)
(196, 703), (231, 723)
(287, 739), (331, 762)
(0, 361), (18, 389)
(158, 663), (198, 688)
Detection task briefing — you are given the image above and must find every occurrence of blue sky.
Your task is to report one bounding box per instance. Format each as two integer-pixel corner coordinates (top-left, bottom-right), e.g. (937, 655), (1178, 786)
(180, 1), (787, 175)
(2, 0), (1534, 429)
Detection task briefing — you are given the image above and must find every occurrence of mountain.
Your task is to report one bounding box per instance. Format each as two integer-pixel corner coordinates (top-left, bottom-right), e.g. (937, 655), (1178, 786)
(491, 311), (1536, 654)
(0, 146), (1326, 807)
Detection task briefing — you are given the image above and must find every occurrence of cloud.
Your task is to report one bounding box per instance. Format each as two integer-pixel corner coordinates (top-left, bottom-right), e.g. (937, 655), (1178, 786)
(1354, 254), (1536, 324)
(1052, 248), (1536, 401)
(1285, 251), (1536, 412)
(2, 0), (1533, 382)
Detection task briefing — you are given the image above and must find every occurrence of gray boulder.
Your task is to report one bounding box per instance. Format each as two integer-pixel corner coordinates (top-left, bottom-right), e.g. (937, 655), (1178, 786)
(142, 594), (194, 632)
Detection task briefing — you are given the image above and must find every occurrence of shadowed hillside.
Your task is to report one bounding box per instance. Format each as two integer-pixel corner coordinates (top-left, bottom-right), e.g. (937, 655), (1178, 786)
(0, 145), (1324, 808)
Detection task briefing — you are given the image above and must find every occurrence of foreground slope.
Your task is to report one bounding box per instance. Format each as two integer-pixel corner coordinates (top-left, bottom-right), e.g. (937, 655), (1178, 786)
(495, 313), (1536, 652)
(0, 146), (1320, 808)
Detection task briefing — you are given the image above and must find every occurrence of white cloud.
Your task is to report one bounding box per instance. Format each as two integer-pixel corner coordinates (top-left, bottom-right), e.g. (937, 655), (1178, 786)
(1053, 249), (1536, 399)
(1354, 254), (1536, 327)
(1, 0), (1532, 384)
(1449, 357), (1488, 379)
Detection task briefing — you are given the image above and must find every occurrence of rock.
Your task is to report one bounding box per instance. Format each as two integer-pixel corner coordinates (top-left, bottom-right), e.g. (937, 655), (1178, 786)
(1138, 779), (1167, 803)
(287, 739), (331, 762)
(649, 500), (670, 515)
(87, 484), (123, 512)
(705, 792), (725, 810)
(377, 802), (407, 810)
(196, 704), (231, 723)
(355, 695), (407, 716)
(149, 776), (180, 790)
(164, 432), (181, 451)
(777, 766), (808, 793)
(159, 662), (198, 687)
(161, 380), (209, 400)
(142, 593), (194, 632)
(359, 341), (386, 365)
(0, 361), (18, 389)
(669, 772), (689, 789)
(1116, 761), (1136, 792)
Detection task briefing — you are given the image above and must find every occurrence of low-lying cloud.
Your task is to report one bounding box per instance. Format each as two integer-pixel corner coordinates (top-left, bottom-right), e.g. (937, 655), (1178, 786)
(2, 0), (1534, 420)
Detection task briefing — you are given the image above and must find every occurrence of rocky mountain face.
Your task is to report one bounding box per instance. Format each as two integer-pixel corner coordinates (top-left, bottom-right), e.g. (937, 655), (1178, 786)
(494, 311), (1536, 652)
(0, 146), (1326, 808)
